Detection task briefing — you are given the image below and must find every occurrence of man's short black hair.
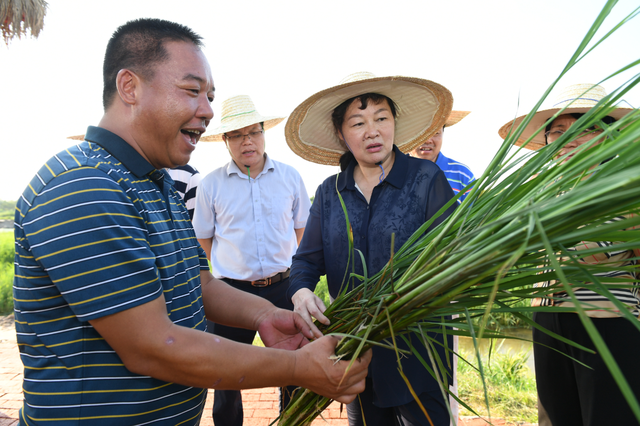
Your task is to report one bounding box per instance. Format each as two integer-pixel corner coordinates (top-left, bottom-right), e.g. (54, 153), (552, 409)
(102, 18), (204, 110)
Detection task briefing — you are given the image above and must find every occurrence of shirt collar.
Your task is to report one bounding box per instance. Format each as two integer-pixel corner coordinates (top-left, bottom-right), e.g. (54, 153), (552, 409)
(226, 153), (275, 179)
(337, 145), (408, 191)
(84, 126), (157, 179)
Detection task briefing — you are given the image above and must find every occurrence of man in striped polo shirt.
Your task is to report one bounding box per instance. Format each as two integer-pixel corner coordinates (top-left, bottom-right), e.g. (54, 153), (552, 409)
(167, 164), (202, 220)
(409, 111), (475, 203)
(13, 18), (369, 426)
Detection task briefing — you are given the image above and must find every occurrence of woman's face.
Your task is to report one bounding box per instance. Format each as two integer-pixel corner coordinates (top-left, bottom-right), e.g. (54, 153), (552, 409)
(547, 114), (603, 162)
(339, 98), (395, 167)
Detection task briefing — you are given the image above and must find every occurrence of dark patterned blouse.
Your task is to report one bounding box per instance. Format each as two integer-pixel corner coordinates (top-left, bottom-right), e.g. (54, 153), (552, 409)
(289, 145), (457, 407)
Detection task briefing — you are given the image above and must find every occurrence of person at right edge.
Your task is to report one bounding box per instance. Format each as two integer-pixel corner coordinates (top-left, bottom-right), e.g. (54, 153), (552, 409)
(498, 83), (640, 426)
(285, 72), (458, 426)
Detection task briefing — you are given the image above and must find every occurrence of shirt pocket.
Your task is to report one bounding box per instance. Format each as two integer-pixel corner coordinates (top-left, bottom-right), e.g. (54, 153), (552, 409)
(269, 195), (294, 231)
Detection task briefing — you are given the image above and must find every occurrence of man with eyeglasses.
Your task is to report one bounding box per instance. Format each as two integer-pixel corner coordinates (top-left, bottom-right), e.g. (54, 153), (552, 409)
(193, 95), (311, 426)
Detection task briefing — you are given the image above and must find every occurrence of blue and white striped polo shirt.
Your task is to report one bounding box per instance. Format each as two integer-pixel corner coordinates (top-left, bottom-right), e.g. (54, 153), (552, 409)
(435, 152), (475, 202)
(13, 126), (210, 425)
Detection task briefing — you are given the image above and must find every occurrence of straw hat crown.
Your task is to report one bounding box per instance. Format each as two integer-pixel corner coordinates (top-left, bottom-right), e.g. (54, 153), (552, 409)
(498, 83), (634, 150)
(551, 83), (608, 109)
(339, 71), (376, 85)
(201, 95), (285, 142)
(285, 72), (453, 165)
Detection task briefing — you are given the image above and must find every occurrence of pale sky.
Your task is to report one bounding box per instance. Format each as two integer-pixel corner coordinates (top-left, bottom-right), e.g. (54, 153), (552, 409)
(1, 0), (638, 202)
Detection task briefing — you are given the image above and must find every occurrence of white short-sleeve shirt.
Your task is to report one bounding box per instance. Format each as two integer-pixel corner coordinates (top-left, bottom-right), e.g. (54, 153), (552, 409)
(193, 155), (311, 281)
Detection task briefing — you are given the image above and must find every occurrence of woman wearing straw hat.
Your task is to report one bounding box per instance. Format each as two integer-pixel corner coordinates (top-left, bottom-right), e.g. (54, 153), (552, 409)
(498, 83), (640, 425)
(285, 72), (458, 426)
(409, 111), (475, 203)
(193, 95), (312, 425)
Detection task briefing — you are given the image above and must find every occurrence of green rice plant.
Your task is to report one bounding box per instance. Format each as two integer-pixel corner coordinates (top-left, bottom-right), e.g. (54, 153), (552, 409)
(278, 3), (640, 425)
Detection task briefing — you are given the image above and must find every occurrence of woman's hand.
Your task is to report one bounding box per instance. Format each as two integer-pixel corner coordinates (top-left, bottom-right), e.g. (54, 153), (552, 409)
(292, 288), (330, 339)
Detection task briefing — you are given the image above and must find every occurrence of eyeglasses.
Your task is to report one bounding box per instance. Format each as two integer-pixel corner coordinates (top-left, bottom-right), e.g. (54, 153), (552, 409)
(224, 130), (264, 143)
(545, 127), (600, 142)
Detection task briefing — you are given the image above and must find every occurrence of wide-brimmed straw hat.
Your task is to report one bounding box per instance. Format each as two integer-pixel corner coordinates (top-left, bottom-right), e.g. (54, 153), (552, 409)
(201, 95), (285, 142)
(446, 110), (470, 127)
(285, 72), (453, 166)
(498, 83), (634, 151)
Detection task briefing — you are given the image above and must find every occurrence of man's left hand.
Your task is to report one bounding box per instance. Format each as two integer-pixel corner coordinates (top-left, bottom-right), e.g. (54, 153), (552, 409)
(257, 308), (314, 350)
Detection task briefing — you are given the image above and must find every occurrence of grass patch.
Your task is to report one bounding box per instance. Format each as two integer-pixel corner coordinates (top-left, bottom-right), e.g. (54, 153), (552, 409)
(0, 200), (16, 220)
(458, 347), (538, 423)
(0, 232), (14, 315)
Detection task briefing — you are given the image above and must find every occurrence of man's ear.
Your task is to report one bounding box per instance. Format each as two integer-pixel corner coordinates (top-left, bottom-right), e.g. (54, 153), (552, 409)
(115, 69), (139, 105)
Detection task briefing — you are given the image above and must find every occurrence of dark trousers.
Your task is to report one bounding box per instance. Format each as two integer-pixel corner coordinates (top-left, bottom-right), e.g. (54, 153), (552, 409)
(208, 276), (296, 426)
(345, 377), (450, 426)
(533, 312), (640, 426)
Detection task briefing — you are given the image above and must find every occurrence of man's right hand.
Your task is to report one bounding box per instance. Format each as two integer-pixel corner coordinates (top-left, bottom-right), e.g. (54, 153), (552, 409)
(292, 288), (330, 339)
(292, 335), (371, 404)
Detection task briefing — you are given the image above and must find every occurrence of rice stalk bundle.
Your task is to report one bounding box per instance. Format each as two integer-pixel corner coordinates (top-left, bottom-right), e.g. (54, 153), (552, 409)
(278, 2), (640, 425)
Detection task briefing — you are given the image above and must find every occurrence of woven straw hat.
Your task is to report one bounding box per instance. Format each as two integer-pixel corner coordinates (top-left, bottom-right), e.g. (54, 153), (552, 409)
(446, 110), (470, 127)
(498, 83), (634, 151)
(285, 71), (453, 166)
(200, 95), (285, 142)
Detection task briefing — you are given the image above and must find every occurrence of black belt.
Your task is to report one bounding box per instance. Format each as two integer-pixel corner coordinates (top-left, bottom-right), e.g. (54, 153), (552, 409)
(225, 269), (290, 287)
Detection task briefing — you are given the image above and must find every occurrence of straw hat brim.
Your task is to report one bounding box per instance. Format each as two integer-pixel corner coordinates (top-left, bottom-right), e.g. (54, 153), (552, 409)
(285, 76), (453, 166)
(200, 116), (285, 142)
(446, 111), (470, 127)
(499, 106), (634, 151)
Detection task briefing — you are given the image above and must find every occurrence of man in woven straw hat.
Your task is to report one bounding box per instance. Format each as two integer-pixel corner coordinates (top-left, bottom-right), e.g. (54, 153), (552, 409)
(409, 111), (475, 202)
(499, 83), (640, 425)
(193, 94), (312, 425)
(285, 72), (457, 426)
(12, 19), (370, 426)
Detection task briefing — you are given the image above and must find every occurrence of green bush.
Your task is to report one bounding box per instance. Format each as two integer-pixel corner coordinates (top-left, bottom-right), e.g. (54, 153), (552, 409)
(0, 200), (16, 220)
(458, 347), (538, 423)
(0, 232), (14, 315)
(469, 293), (534, 330)
(314, 276), (330, 306)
